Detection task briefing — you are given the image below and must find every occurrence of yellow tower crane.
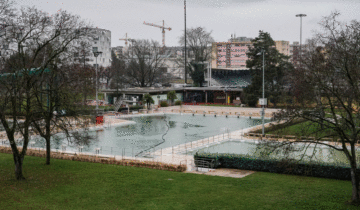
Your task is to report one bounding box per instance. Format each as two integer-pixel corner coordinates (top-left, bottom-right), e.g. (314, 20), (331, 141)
(119, 33), (133, 47)
(143, 20), (171, 48)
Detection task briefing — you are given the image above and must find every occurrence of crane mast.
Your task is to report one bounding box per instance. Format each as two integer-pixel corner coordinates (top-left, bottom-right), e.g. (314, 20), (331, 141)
(119, 33), (133, 47)
(143, 20), (171, 48)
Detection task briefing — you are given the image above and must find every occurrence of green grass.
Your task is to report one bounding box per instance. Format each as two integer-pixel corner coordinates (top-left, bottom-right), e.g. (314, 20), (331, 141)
(254, 119), (341, 140)
(0, 153), (358, 209)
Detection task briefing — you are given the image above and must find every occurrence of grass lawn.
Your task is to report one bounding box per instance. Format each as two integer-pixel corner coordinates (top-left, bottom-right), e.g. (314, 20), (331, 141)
(254, 119), (341, 140)
(0, 153), (357, 210)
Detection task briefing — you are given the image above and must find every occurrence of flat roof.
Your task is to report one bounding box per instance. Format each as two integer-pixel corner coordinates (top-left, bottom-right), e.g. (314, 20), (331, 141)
(101, 86), (243, 95)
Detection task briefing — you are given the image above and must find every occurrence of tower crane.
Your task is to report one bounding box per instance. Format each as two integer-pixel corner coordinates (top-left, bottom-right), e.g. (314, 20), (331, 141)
(143, 20), (171, 48)
(119, 33), (134, 47)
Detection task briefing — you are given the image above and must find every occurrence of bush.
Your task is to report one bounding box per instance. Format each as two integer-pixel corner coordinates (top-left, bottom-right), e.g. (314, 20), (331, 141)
(175, 100), (182, 106)
(160, 101), (168, 107)
(194, 152), (360, 180)
(117, 105), (144, 112)
(130, 105), (144, 111)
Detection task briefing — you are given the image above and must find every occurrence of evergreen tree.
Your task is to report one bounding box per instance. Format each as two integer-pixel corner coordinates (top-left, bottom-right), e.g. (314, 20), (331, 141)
(188, 62), (206, 87)
(244, 31), (293, 107)
(167, 90), (178, 105)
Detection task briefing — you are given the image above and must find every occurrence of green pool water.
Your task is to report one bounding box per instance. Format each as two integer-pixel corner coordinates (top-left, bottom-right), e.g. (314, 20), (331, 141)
(32, 114), (271, 156)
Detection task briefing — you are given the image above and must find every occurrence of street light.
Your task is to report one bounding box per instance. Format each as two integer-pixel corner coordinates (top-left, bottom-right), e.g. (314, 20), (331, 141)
(257, 48), (266, 137)
(296, 14), (307, 66)
(93, 50), (103, 111)
(184, 0), (187, 84)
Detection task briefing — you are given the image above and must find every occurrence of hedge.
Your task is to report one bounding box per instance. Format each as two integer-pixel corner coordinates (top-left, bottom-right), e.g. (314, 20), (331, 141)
(194, 152), (360, 180)
(160, 101), (168, 107)
(118, 105), (144, 112)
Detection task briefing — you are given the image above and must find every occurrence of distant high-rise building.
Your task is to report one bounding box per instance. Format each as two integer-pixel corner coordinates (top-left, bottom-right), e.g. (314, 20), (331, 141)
(212, 41), (252, 70)
(88, 28), (111, 68)
(275, 40), (290, 56)
(290, 41), (308, 66)
(73, 28), (111, 68)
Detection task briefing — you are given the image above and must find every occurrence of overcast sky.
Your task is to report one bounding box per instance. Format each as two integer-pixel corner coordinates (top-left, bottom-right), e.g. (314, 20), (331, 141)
(15, 0), (360, 47)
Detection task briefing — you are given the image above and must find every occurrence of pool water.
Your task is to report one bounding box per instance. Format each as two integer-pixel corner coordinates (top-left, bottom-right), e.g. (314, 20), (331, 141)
(34, 114), (271, 156)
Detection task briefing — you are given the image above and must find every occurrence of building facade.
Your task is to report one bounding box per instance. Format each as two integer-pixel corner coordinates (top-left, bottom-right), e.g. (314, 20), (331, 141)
(85, 28), (112, 68)
(289, 41), (308, 66)
(211, 41), (252, 70)
(275, 40), (290, 56)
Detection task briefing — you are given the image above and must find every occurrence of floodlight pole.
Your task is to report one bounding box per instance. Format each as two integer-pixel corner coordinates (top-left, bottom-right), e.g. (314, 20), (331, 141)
(93, 51), (103, 111)
(262, 49), (265, 137)
(184, 0), (187, 84)
(296, 14), (307, 66)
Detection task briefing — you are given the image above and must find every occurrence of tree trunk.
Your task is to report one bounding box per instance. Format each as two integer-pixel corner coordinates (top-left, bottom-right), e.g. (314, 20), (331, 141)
(46, 138), (51, 165)
(350, 165), (360, 204)
(14, 154), (25, 180)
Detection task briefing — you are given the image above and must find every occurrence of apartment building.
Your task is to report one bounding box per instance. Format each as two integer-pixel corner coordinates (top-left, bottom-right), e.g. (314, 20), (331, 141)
(289, 41), (308, 66)
(211, 41), (252, 70)
(275, 40), (290, 56)
(87, 28), (111, 68)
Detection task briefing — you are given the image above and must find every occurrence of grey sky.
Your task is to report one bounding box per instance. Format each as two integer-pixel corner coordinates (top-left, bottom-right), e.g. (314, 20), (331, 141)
(16, 0), (360, 47)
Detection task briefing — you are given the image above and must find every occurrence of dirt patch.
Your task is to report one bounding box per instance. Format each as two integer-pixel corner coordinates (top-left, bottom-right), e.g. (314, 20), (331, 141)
(186, 168), (255, 178)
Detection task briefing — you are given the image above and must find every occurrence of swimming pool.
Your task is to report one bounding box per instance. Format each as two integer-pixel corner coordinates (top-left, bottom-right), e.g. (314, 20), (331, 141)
(33, 114), (271, 156)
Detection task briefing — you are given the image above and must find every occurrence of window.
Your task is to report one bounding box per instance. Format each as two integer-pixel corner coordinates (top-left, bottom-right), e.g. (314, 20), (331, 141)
(94, 42), (97, 44)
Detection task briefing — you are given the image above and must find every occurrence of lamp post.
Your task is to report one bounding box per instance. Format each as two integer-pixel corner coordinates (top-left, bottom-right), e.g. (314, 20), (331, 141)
(296, 14), (307, 66)
(184, 0), (187, 84)
(93, 50), (103, 111)
(257, 48), (266, 137)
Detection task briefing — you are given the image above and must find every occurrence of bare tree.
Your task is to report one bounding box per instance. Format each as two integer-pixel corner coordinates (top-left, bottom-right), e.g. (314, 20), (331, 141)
(262, 11), (360, 204)
(124, 39), (166, 87)
(178, 27), (214, 86)
(179, 26), (214, 62)
(73, 40), (95, 104)
(0, 4), (92, 179)
(30, 60), (94, 165)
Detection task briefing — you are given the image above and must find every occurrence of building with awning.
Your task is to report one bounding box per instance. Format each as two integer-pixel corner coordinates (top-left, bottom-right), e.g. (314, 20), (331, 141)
(100, 86), (244, 106)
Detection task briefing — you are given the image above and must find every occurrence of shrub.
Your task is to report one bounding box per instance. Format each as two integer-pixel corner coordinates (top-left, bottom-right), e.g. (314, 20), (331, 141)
(194, 152), (360, 180)
(160, 101), (168, 107)
(130, 105), (144, 111)
(175, 100), (182, 106)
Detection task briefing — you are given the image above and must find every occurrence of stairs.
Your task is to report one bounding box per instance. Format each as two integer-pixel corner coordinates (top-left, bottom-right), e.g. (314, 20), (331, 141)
(114, 98), (124, 112)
